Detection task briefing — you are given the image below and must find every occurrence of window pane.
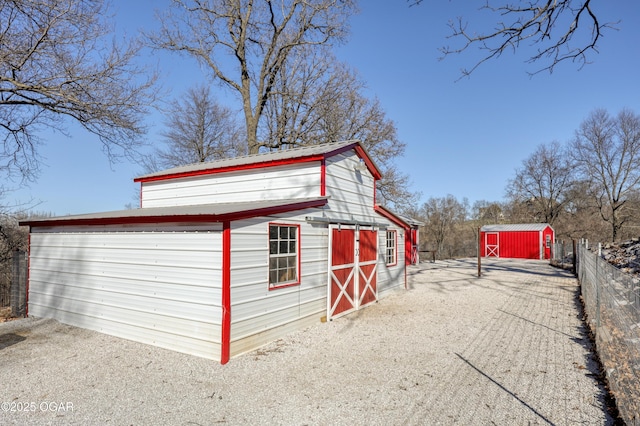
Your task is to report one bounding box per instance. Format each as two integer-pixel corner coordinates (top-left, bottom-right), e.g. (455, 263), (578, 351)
(288, 267), (297, 281)
(268, 224), (299, 287)
(280, 241), (288, 253)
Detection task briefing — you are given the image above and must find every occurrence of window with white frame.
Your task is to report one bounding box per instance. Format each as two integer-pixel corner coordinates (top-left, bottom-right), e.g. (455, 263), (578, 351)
(269, 224), (299, 288)
(386, 230), (397, 265)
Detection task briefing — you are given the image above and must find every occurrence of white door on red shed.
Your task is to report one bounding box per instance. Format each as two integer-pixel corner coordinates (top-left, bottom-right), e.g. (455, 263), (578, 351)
(327, 226), (378, 320)
(486, 232), (499, 257)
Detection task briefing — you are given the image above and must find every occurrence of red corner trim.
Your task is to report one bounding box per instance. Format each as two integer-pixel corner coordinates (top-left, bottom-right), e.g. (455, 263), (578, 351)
(353, 145), (382, 180)
(374, 205), (410, 231)
(320, 159), (326, 197)
(221, 221), (231, 365)
(25, 233), (30, 317)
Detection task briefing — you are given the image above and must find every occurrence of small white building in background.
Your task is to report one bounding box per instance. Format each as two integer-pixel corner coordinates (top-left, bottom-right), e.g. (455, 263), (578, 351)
(21, 140), (420, 364)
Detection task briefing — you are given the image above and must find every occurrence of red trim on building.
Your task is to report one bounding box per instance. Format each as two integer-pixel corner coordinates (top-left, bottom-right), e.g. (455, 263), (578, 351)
(221, 221), (231, 364)
(134, 155), (326, 183)
(267, 223), (302, 291)
(21, 199), (328, 228)
(374, 205), (410, 231)
(353, 145), (382, 180)
(320, 159), (326, 197)
(133, 142), (382, 184)
(385, 229), (398, 266)
(25, 234), (30, 317)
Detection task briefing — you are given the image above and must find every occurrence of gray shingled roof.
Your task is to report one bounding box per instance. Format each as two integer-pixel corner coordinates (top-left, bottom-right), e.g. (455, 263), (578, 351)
(135, 140), (377, 180)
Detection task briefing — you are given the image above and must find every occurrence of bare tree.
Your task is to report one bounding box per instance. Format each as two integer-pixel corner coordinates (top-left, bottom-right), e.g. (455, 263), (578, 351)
(149, 0), (356, 154)
(506, 141), (575, 225)
(471, 199), (505, 224)
(0, 0), (157, 181)
(571, 108), (640, 241)
(259, 45), (340, 149)
(259, 46), (417, 210)
(144, 85), (245, 172)
(554, 179), (608, 242)
(410, 0), (617, 76)
(419, 195), (468, 258)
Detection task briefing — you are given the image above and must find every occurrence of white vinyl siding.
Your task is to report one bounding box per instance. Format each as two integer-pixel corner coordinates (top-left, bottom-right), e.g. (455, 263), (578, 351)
(377, 226), (405, 297)
(141, 162), (321, 208)
(24, 144), (411, 362)
(228, 212), (328, 357)
(28, 227), (223, 360)
(323, 152), (405, 301)
(324, 152), (377, 222)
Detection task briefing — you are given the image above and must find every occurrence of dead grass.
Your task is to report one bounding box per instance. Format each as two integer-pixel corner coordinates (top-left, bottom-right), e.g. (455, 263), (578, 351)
(0, 306), (16, 323)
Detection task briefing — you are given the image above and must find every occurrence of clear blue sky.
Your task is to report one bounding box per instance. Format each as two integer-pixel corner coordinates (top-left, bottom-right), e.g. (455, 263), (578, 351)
(9, 1), (640, 215)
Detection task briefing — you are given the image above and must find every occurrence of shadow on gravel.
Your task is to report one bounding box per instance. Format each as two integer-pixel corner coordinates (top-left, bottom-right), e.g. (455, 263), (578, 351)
(497, 309), (577, 339)
(0, 333), (26, 350)
(455, 353), (555, 425)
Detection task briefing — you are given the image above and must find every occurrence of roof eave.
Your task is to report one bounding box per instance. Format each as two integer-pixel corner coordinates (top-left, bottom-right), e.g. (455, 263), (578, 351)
(20, 198), (329, 228)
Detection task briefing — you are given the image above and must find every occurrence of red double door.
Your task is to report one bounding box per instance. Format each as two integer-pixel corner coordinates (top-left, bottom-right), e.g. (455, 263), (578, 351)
(328, 226), (378, 320)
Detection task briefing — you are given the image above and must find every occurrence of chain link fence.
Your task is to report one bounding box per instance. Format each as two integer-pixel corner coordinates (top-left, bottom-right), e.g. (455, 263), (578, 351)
(576, 241), (640, 425)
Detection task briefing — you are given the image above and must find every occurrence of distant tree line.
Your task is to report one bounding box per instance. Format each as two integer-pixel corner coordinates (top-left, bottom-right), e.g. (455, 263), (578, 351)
(0, 0), (632, 270)
(409, 108), (640, 260)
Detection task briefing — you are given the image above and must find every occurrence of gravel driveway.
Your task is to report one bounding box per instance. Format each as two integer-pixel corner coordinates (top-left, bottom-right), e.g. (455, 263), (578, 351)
(0, 258), (613, 425)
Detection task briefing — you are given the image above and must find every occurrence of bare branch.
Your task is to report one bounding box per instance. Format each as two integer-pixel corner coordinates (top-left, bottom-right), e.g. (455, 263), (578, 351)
(433, 0), (618, 77)
(0, 0), (158, 181)
(148, 0), (356, 154)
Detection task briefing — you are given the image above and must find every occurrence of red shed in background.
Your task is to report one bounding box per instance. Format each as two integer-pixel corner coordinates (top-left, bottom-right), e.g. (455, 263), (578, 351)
(480, 224), (555, 260)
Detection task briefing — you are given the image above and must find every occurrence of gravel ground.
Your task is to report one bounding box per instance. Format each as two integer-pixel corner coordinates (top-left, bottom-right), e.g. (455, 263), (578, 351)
(0, 258), (613, 425)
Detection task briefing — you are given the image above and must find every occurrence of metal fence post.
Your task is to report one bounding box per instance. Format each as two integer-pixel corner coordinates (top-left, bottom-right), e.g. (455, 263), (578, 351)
(595, 245), (600, 329)
(572, 239), (577, 275)
(11, 250), (27, 317)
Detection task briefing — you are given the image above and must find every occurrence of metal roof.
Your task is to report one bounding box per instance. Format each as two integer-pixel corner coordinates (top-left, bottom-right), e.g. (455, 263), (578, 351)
(135, 140), (380, 181)
(481, 223), (552, 232)
(21, 197), (329, 227)
(374, 205), (423, 229)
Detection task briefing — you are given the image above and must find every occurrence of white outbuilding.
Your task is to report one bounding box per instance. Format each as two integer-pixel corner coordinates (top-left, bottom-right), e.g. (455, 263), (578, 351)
(21, 140), (419, 364)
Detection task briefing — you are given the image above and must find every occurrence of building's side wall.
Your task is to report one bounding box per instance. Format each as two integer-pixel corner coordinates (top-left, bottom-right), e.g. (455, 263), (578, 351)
(324, 150), (405, 297)
(228, 210), (328, 357)
(377, 225), (406, 296)
(141, 162), (321, 208)
(324, 152), (376, 221)
(227, 151), (406, 357)
(28, 225), (223, 360)
(498, 231), (541, 259)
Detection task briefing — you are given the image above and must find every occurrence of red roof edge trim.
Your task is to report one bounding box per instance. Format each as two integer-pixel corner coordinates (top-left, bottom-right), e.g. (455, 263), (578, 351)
(374, 205), (410, 230)
(220, 220), (231, 365)
(134, 155), (325, 183)
(353, 145), (382, 180)
(22, 199), (329, 228)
